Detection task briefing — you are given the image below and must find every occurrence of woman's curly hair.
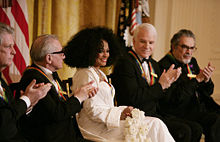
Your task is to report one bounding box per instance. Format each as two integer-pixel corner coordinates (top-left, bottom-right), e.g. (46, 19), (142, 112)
(64, 27), (123, 68)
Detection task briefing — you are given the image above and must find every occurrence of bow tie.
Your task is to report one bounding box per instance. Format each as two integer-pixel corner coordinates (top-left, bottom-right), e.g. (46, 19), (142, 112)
(141, 58), (150, 63)
(52, 72), (59, 80)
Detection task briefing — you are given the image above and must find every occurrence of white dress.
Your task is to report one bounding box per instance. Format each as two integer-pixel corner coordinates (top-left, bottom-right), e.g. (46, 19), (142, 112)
(71, 67), (175, 142)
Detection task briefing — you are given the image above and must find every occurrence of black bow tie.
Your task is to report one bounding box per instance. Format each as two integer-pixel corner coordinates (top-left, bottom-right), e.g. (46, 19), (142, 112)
(142, 58), (150, 63)
(52, 72), (59, 80)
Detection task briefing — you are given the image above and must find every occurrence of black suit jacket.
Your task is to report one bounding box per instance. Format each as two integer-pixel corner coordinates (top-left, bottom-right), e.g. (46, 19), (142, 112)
(159, 53), (218, 117)
(112, 50), (164, 117)
(0, 73), (27, 142)
(18, 64), (84, 142)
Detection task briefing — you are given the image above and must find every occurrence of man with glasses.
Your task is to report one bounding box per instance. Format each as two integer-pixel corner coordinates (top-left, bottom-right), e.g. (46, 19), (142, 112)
(112, 23), (204, 142)
(18, 34), (98, 142)
(159, 29), (220, 142)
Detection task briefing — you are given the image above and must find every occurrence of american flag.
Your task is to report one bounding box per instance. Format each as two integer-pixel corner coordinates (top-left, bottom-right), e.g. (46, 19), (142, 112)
(0, 0), (29, 84)
(117, 0), (150, 47)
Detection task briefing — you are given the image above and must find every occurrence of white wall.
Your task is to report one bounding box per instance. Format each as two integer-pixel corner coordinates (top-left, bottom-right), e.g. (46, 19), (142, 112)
(153, 0), (220, 103)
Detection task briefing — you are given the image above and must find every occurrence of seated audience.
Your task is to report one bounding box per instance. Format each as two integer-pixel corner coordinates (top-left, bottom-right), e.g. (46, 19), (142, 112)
(159, 29), (220, 142)
(18, 34), (97, 142)
(64, 26), (175, 142)
(112, 23), (203, 142)
(0, 22), (51, 142)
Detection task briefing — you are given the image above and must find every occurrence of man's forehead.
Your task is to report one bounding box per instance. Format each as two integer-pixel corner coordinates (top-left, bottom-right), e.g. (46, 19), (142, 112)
(0, 33), (14, 44)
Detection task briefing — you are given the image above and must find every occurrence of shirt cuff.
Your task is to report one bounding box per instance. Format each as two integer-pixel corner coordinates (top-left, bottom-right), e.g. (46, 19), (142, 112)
(20, 95), (31, 108)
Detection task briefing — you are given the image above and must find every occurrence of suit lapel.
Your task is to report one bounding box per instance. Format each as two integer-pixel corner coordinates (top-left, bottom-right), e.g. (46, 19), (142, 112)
(30, 64), (58, 95)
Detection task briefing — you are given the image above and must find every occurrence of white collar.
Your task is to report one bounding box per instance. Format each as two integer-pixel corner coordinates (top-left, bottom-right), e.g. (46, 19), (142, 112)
(35, 64), (53, 80)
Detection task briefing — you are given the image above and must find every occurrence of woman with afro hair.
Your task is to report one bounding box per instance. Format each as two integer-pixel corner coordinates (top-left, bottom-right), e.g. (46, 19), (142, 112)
(64, 27), (175, 142)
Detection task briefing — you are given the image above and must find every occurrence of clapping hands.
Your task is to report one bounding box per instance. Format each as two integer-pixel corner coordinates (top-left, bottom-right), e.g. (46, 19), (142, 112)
(196, 62), (215, 83)
(159, 64), (182, 90)
(21, 79), (52, 107)
(74, 81), (98, 102)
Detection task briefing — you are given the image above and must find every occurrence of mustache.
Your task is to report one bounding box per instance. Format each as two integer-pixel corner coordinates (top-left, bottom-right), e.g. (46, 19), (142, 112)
(184, 53), (191, 57)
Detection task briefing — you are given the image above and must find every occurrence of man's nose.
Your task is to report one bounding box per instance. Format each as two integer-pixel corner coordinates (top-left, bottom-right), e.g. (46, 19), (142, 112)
(11, 45), (16, 55)
(143, 42), (149, 48)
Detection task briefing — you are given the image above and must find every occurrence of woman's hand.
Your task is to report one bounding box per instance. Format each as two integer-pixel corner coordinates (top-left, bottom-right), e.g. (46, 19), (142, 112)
(120, 106), (133, 120)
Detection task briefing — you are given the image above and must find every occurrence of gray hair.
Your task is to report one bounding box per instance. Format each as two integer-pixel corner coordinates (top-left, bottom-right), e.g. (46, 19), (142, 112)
(133, 23), (157, 40)
(0, 22), (14, 45)
(170, 29), (196, 51)
(30, 34), (58, 62)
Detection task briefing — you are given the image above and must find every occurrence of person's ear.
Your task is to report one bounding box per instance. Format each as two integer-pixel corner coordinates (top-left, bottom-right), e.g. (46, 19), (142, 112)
(171, 45), (176, 51)
(45, 54), (52, 64)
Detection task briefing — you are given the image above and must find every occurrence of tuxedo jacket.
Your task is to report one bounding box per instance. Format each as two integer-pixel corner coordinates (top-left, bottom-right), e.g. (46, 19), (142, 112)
(0, 74), (27, 142)
(112, 50), (165, 117)
(159, 54), (218, 117)
(18, 64), (84, 142)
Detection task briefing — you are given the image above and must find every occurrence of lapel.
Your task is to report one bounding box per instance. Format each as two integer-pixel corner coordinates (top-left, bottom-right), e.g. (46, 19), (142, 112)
(30, 64), (58, 95)
(0, 74), (12, 104)
(128, 49), (150, 86)
(30, 64), (68, 101)
(128, 49), (158, 85)
(128, 49), (143, 76)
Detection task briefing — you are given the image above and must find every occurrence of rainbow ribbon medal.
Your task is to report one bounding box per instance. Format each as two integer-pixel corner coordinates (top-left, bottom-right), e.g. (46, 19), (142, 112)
(167, 52), (196, 79)
(26, 66), (67, 101)
(186, 64), (196, 79)
(129, 51), (157, 86)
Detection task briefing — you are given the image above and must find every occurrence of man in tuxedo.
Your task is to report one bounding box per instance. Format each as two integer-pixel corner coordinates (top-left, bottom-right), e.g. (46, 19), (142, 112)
(159, 29), (220, 142)
(112, 23), (203, 142)
(0, 23), (52, 142)
(18, 34), (98, 142)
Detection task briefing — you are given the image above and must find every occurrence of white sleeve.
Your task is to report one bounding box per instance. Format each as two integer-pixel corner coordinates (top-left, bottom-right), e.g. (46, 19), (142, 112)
(20, 95), (31, 108)
(84, 103), (126, 129)
(72, 68), (127, 129)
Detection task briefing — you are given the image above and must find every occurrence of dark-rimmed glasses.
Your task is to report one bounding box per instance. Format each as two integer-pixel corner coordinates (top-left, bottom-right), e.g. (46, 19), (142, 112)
(178, 44), (197, 52)
(50, 50), (64, 54)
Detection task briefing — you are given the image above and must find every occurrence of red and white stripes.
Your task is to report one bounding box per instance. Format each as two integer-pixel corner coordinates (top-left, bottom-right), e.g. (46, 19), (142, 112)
(130, 8), (138, 35)
(0, 0), (29, 83)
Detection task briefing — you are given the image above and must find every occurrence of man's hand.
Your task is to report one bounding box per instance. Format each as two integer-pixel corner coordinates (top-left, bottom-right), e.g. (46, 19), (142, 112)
(196, 70), (205, 83)
(159, 64), (182, 89)
(21, 79), (52, 107)
(203, 62), (215, 82)
(74, 81), (98, 102)
(120, 106), (133, 120)
(196, 63), (214, 83)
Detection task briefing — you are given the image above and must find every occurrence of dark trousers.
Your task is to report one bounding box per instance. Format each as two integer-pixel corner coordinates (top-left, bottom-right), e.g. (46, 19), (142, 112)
(184, 112), (220, 142)
(163, 117), (203, 142)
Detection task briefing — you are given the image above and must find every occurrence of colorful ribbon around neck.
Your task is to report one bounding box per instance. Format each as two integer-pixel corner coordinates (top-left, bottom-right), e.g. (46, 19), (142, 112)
(128, 51), (157, 85)
(26, 66), (67, 101)
(0, 83), (8, 103)
(167, 52), (196, 79)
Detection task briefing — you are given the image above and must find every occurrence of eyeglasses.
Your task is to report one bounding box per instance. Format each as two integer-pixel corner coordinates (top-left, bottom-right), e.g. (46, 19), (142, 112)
(50, 50), (64, 54)
(178, 44), (197, 51)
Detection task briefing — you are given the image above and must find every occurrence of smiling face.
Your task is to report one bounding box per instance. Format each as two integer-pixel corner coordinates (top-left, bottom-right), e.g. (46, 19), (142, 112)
(94, 40), (109, 68)
(133, 28), (156, 59)
(172, 36), (195, 64)
(0, 32), (16, 71)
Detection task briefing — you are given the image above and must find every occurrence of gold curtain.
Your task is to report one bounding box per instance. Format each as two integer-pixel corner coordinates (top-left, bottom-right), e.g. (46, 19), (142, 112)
(27, 0), (120, 80)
